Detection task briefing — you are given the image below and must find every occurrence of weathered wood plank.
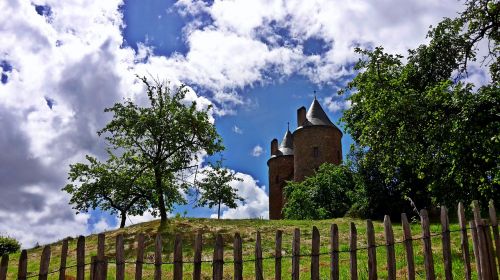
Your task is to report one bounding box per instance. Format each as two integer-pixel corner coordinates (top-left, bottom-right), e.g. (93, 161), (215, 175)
(135, 233), (145, 280)
(275, 230), (282, 280)
(366, 219), (378, 280)
(458, 203), (472, 280)
(470, 220), (483, 280)
(441, 206), (453, 280)
(330, 224), (339, 280)
(38, 246), (51, 280)
(234, 233), (243, 280)
(484, 222), (498, 280)
(421, 209), (435, 280)
(0, 254), (8, 280)
(116, 234), (125, 280)
(350, 222), (358, 280)
(154, 233), (162, 280)
(17, 250), (27, 280)
(384, 216), (396, 280)
(292, 228), (300, 280)
(76, 236), (85, 280)
(57, 239), (68, 280)
(311, 226), (320, 280)
(174, 234), (183, 280)
(212, 234), (224, 280)
(255, 231), (264, 280)
(489, 200), (500, 273)
(473, 200), (492, 280)
(193, 232), (202, 280)
(401, 214), (415, 280)
(96, 233), (105, 280)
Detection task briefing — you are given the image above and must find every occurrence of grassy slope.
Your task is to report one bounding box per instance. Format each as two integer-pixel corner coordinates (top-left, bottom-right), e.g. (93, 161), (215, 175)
(5, 217), (481, 279)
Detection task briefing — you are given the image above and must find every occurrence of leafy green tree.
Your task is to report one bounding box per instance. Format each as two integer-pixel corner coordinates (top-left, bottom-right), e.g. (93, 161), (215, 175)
(341, 0), (499, 209)
(196, 160), (243, 219)
(0, 236), (20, 256)
(99, 77), (224, 222)
(63, 154), (150, 228)
(283, 163), (355, 220)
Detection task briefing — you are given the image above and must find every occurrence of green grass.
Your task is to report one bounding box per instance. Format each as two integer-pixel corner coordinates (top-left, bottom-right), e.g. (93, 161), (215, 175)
(4, 217), (486, 279)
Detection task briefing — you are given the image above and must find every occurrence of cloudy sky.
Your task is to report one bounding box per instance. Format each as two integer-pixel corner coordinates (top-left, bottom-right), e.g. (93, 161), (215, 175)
(0, 0), (463, 247)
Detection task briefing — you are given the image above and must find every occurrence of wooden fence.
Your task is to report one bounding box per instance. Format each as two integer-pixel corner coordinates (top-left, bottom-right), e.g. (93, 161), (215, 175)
(0, 200), (499, 280)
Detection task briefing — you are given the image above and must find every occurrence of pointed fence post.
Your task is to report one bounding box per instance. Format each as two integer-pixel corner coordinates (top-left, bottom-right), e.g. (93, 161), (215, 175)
(292, 228), (300, 280)
(0, 254), (8, 280)
(174, 234), (183, 280)
(59, 238), (68, 280)
(484, 222), (498, 280)
(384, 216), (396, 280)
(38, 246), (51, 280)
(311, 226), (320, 280)
(116, 234), (125, 280)
(154, 233), (162, 280)
(135, 233), (145, 280)
(193, 232), (202, 280)
(489, 200), (500, 272)
(330, 224), (339, 280)
(275, 230), (282, 280)
(212, 234), (224, 280)
(255, 231), (264, 280)
(96, 233), (106, 280)
(234, 233), (243, 280)
(350, 222), (358, 280)
(76, 236), (85, 280)
(441, 206), (453, 280)
(421, 209), (435, 280)
(366, 219), (378, 280)
(458, 203), (472, 280)
(401, 214), (415, 280)
(470, 220), (483, 280)
(473, 200), (493, 280)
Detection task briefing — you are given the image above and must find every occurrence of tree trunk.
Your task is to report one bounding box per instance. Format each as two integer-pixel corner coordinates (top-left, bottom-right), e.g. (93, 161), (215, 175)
(120, 211), (126, 228)
(217, 200), (221, 219)
(154, 168), (168, 223)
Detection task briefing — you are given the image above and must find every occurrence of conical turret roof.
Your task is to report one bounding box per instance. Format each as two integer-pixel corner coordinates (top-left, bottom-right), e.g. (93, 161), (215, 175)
(305, 97), (335, 126)
(278, 128), (293, 155)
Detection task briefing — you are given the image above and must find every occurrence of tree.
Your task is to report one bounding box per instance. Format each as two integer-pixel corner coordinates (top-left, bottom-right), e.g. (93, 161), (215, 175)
(282, 163), (355, 220)
(196, 160), (243, 219)
(99, 77), (224, 222)
(341, 0), (499, 209)
(0, 236), (20, 256)
(63, 154), (150, 228)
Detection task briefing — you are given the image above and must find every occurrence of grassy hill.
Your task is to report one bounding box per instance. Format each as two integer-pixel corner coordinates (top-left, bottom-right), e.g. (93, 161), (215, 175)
(4, 216), (480, 279)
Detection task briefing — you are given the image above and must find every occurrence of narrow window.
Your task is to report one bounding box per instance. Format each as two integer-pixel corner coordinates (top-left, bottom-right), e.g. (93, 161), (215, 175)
(275, 175), (279, 184)
(313, 147), (319, 158)
(337, 150), (341, 162)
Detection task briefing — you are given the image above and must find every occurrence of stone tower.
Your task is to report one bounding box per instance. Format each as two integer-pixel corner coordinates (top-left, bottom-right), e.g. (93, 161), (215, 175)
(268, 97), (342, 219)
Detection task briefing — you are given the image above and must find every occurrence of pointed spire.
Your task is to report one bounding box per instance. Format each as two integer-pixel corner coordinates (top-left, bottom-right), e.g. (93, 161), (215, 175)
(278, 126), (293, 155)
(305, 98), (334, 126)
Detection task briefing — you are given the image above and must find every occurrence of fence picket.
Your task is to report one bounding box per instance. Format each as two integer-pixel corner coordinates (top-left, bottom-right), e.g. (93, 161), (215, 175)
(350, 222), (358, 280)
(484, 223), (499, 280)
(193, 232), (202, 280)
(135, 233), (145, 280)
(421, 209), (436, 280)
(213, 234), (224, 280)
(38, 246), (51, 280)
(330, 224), (339, 280)
(441, 206), (453, 280)
(76, 236), (85, 280)
(116, 234), (125, 280)
(489, 200), (500, 272)
(366, 219), (378, 280)
(154, 233), (162, 280)
(473, 200), (492, 280)
(311, 226), (320, 280)
(292, 228), (300, 280)
(0, 254), (8, 280)
(96, 233), (106, 280)
(18, 250), (27, 280)
(458, 203), (472, 280)
(234, 233), (243, 280)
(471, 220), (483, 280)
(401, 214), (415, 280)
(58, 238), (68, 280)
(275, 230), (282, 280)
(174, 234), (183, 280)
(384, 216), (396, 280)
(255, 231), (264, 280)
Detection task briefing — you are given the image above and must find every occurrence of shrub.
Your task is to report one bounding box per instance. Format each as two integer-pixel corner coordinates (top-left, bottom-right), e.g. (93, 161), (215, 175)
(0, 236), (21, 255)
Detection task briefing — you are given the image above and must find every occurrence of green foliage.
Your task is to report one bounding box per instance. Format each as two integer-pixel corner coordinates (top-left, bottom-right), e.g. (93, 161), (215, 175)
(341, 0), (499, 210)
(0, 236), (20, 256)
(283, 163), (355, 220)
(196, 160), (243, 219)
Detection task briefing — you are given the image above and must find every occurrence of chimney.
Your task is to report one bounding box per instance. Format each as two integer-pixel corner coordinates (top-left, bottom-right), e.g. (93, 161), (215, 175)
(297, 106), (306, 127)
(271, 139), (278, 156)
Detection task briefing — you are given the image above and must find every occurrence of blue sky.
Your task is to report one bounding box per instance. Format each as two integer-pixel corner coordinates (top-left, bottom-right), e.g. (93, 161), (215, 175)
(0, 0), (464, 246)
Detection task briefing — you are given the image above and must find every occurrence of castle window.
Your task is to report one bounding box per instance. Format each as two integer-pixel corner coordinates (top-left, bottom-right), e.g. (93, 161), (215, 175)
(275, 175), (279, 184)
(313, 147), (319, 158)
(337, 150), (341, 162)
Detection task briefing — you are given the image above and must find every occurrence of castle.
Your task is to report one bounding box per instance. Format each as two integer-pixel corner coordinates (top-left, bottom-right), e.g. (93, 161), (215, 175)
(267, 97), (343, 219)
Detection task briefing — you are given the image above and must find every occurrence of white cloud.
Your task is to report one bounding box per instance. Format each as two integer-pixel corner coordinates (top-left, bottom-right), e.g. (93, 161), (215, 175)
(232, 125), (243, 134)
(324, 95), (351, 113)
(252, 145), (264, 157)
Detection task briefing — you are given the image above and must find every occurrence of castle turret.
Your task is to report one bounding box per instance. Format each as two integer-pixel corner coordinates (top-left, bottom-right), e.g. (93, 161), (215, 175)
(267, 127), (294, 220)
(293, 97), (342, 181)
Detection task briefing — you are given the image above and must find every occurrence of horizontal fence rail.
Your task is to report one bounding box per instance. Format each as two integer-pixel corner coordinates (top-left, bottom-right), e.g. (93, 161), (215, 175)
(0, 200), (499, 279)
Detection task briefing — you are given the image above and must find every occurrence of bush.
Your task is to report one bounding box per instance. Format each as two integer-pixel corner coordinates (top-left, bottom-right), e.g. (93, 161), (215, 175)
(0, 236), (21, 255)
